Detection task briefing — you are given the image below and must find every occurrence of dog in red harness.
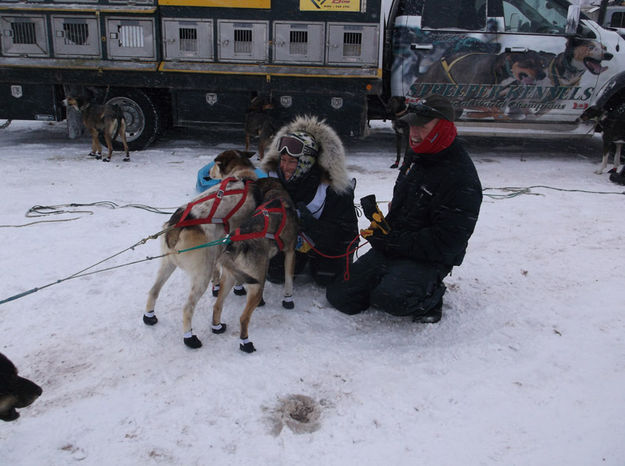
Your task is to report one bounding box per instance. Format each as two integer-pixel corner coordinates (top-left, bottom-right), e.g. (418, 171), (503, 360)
(143, 149), (262, 349)
(214, 177), (299, 353)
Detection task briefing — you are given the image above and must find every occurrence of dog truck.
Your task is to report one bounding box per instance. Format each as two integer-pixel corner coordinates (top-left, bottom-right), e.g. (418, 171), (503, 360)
(1, 0), (625, 149)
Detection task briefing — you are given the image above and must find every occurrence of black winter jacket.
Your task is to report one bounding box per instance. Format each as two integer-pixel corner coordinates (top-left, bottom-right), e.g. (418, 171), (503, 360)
(384, 139), (482, 267)
(286, 166), (358, 257)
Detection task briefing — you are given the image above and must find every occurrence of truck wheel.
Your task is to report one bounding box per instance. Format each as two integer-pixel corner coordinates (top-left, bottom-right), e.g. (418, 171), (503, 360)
(100, 89), (160, 151)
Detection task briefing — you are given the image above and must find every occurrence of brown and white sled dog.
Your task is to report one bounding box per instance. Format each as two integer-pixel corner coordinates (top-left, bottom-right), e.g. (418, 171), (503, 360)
(214, 177), (299, 353)
(64, 95), (130, 162)
(143, 149), (260, 349)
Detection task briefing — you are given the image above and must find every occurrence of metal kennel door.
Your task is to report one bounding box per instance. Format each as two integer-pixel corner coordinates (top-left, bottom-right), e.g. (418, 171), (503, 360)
(0, 14), (49, 57)
(52, 15), (101, 57)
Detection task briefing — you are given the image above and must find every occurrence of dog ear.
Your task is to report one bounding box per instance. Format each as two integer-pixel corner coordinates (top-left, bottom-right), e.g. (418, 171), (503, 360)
(239, 151), (256, 159)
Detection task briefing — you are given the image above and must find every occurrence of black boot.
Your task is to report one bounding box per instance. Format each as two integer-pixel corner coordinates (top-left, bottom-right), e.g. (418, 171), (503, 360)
(413, 298), (443, 323)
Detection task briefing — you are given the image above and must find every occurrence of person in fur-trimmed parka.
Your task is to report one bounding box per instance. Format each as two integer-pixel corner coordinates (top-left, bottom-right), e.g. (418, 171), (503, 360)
(261, 115), (359, 286)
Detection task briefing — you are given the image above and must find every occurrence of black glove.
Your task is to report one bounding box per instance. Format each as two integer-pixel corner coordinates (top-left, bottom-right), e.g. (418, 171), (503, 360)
(296, 202), (315, 231)
(367, 230), (400, 256)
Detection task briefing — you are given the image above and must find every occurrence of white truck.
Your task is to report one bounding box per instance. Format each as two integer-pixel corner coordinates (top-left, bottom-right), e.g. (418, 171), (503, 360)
(389, 0), (625, 137)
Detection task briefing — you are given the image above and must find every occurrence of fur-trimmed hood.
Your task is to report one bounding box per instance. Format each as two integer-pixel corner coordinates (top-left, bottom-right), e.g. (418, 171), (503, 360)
(261, 115), (351, 194)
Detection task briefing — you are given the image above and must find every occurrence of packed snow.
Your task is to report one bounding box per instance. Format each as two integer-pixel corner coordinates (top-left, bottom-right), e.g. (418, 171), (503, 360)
(1, 120), (624, 465)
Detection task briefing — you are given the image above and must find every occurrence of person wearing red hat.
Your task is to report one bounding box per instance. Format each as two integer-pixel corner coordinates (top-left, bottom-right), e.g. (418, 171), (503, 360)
(327, 94), (482, 323)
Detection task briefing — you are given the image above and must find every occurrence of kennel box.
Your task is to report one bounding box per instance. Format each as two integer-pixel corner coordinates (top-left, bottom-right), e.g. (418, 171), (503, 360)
(217, 20), (268, 63)
(326, 22), (379, 66)
(273, 21), (325, 64)
(0, 14), (49, 57)
(162, 18), (213, 61)
(52, 15), (101, 57)
(106, 17), (156, 60)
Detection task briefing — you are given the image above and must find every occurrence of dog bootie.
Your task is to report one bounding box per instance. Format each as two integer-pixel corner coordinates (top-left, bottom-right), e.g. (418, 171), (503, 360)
(240, 338), (256, 353)
(183, 333), (202, 349)
(609, 168), (625, 185)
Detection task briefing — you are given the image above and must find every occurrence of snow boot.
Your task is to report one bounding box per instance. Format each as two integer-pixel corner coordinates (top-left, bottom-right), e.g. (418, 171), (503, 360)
(413, 298), (443, 324)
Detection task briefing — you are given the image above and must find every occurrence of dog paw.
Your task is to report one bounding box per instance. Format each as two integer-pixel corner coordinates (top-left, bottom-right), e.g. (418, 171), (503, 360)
(211, 323), (227, 334)
(240, 341), (256, 353)
(595, 169), (604, 175)
(123, 157), (130, 162)
(282, 299), (294, 310)
(88, 152), (98, 158)
(390, 162), (399, 169)
(184, 335), (202, 348)
(102, 158), (111, 162)
(143, 314), (158, 325)
(95, 154), (102, 160)
(258, 296), (265, 307)
(233, 285), (247, 296)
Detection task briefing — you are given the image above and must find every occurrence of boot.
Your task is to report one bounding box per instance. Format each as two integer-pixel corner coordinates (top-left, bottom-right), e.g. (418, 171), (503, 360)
(413, 298), (443, 324)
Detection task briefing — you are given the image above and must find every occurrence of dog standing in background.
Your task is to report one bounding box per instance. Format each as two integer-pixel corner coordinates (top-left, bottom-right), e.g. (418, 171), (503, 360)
(244, 95), (276, 160)
(0, 353), (42, 422)
(388, 96), (409, 169)
(579, 103), (625, 174)
(64, 96), (130, 162)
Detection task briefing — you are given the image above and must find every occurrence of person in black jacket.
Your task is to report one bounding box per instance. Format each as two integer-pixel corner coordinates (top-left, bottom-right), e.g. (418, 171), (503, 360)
(261, 115), (359, 287)
(326, 94), (482, 322)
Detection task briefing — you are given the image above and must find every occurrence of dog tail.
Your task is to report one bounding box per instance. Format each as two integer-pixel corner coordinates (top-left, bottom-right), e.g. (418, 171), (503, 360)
(163, 207), (203, 249)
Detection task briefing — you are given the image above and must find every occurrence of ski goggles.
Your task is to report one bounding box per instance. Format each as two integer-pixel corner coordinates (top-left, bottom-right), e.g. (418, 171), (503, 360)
(278, 135), (306, 157)
(278, 134), (318, 158)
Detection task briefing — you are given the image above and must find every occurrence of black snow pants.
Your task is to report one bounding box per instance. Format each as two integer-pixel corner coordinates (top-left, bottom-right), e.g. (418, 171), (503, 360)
(267, 250), (348, 287)
(326, 249), (451, 317)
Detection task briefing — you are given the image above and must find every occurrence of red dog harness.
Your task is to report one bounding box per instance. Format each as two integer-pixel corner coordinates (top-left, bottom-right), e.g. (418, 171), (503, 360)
(174, 177), (254, 233)
(230, 199), (288, 250)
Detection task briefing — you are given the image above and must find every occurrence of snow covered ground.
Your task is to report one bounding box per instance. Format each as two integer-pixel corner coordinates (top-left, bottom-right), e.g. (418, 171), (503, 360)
(1, 120), (624, 465)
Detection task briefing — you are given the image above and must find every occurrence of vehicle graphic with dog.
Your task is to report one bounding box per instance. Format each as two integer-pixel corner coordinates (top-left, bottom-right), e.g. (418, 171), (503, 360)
(390, 0), (625, 136)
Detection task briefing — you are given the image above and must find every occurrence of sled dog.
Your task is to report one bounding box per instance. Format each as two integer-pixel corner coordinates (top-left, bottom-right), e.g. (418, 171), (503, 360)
(244, 95), (276, 160)
(64, 95), (130, 162)
(579, 105), (625, 174)
(0, 353), (42, 422)
(143, 149), (261, 349)
(214, 177), (299, 353)
(388, 96), (410, 169)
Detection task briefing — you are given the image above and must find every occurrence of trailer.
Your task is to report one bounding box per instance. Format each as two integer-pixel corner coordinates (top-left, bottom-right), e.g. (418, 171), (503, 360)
(0, 0), (385, 149)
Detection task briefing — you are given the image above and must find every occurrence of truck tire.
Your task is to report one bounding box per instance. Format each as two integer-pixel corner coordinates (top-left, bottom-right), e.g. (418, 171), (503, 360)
(100, 88), (160, 151)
